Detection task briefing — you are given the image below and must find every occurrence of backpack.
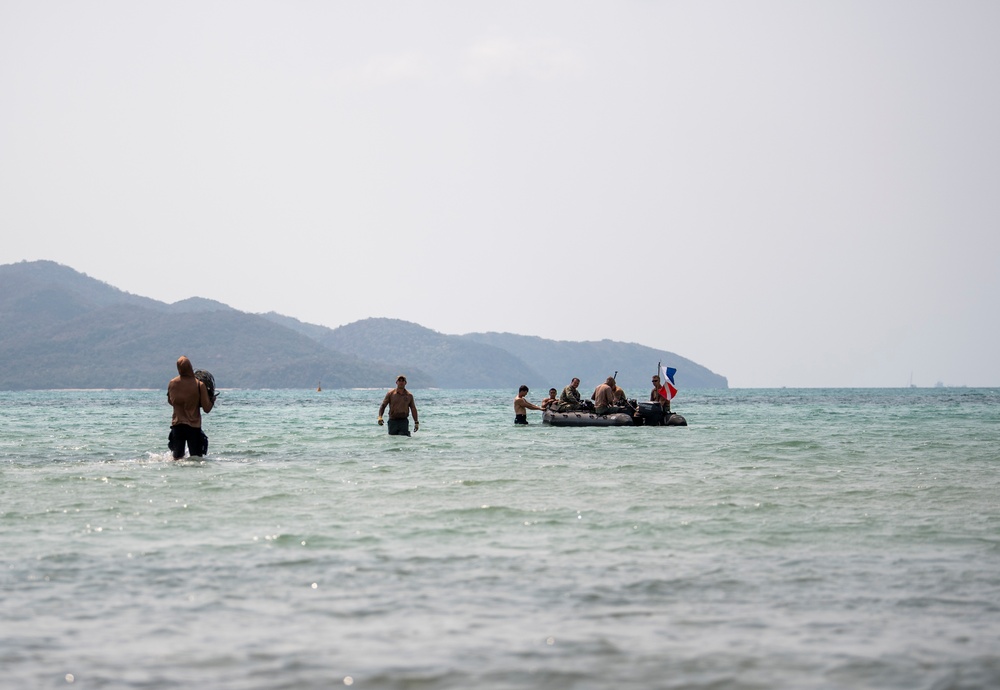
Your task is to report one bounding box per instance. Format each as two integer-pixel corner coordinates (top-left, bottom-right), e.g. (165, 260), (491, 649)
(194, 369), (218, 402)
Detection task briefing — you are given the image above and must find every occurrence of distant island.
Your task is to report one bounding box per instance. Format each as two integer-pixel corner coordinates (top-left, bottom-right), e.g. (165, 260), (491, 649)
(0, 260), (728, 392)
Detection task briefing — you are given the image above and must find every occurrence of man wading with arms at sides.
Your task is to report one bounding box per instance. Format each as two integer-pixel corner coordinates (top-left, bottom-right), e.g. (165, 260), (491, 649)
(378, 375), (419, 436)
(167, 356), (215, 459)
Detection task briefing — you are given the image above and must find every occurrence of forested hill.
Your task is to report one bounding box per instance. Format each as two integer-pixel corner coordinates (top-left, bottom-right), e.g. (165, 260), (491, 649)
(1, 260), (728, 391)
(460, 331), (727, 392)
(286, 318), (728, 392)
(0, 261), (419, 390)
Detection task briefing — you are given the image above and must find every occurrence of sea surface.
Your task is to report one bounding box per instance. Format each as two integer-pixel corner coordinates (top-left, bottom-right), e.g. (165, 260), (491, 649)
(2, 387), (999, 690)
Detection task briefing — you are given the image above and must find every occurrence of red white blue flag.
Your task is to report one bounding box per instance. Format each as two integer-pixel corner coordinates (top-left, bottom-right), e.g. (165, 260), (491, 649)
(658, 365), (678, 401)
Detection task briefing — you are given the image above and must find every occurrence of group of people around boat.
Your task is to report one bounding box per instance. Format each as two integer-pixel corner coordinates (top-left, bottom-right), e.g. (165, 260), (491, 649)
(166, 355), (675, 459)
(512, 374), (672, 425)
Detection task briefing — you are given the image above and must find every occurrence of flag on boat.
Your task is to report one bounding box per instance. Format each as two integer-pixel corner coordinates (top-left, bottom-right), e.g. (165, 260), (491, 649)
(658, 365), (678, 401)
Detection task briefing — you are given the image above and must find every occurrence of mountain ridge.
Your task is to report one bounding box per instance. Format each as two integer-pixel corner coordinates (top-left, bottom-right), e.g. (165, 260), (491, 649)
(0, 260), (728, 391)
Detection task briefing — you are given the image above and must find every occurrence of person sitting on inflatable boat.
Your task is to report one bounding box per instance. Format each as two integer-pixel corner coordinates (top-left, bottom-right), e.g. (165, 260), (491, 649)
(650, 374), (671, 414)
(558, 377), (584, 411)
(593, 376), (628, 416)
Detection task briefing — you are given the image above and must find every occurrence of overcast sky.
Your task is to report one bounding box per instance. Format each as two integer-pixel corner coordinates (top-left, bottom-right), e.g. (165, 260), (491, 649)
(2, 1), (998, 387)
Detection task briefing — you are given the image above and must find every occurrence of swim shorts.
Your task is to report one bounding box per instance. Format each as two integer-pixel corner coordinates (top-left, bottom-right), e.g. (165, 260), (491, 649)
(387, 418), (411, 436)
(168, 424), (208, 458)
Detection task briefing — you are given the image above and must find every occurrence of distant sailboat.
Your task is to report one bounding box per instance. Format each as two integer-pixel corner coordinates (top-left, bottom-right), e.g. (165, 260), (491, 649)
(317, 381), (322, 392)
(909, 372), (916, 388)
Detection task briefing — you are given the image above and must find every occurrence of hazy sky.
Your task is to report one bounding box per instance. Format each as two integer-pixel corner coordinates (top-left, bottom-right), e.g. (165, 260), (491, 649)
(3, 1), (998, 387)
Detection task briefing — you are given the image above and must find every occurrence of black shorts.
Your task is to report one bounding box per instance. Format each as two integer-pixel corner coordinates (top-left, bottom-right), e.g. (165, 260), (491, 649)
(387, 418), (411, 436)
(514, 414), (528, 425)
(169, 424), (208, 458)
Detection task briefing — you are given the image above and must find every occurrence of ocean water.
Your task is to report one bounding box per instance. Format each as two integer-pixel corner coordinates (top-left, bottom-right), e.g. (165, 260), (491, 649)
(1, 387), (999, 690)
